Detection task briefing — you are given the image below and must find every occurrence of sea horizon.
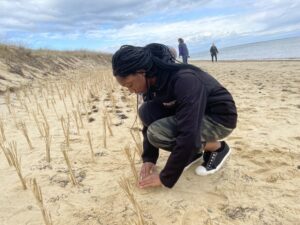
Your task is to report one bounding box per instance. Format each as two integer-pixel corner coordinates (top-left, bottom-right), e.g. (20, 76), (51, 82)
(193, 36), (300, 61)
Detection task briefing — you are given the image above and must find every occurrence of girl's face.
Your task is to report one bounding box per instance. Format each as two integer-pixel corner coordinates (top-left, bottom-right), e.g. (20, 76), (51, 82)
(116, 71), (147, 94)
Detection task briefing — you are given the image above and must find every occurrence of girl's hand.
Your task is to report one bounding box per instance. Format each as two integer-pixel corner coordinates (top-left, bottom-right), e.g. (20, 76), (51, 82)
(139, 162), (156, 180)
(139, 173), (162, 189)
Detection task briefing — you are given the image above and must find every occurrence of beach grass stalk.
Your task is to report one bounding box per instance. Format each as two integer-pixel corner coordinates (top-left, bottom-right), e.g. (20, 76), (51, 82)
(19, 121), (34, 150)
(76, 104), (84, 128)
(73, 110), (80, 135)
(0, 142), (13, 166)
(0, 118), (6, 142)
(55, 83), (62, 100)
(31, 110), (44, 137)
(5, 89), (12, 113)
(103, 116), (107, 148)
(42, 123), (52, 163)
(123, 146), (138, 183)
(87, 131), (95, 162)
(61, 146), (78, 186)
(60, 115), (70, 148)
(38, 104), (49, 131)
(67, 86), (75, 107)
(29, 178), (53, 225)
(130, 129), (142, 157)
(51, 99), (60, 121)
(7, 141), (27, 190)
(118, 177), (145, 225)
(62, 96), (69, 115)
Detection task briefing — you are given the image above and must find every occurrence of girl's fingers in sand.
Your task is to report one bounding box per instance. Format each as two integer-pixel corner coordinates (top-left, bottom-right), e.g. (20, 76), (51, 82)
(140, 162), (155, 180)
(139, 173), (161, 188)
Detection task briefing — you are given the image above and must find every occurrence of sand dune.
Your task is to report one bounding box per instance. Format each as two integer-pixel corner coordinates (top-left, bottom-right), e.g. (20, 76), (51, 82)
(0, 59), (299, 225)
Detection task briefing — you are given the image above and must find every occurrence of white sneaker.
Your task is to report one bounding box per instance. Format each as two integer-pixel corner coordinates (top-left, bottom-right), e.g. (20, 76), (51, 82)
(195, 141), (231, 176)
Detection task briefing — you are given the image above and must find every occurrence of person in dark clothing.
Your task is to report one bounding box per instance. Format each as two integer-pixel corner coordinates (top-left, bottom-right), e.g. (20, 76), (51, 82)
(178, 38), (189, 64)
(112, 43), (237, 189)
(210, 43), (219, 62)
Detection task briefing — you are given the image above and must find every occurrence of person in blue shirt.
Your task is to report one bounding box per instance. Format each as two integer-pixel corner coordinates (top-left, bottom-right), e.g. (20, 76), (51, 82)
(178, 38), (189, 64)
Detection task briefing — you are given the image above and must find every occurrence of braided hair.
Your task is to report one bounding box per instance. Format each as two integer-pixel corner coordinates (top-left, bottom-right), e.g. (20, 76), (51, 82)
(112, 43), (200, 78)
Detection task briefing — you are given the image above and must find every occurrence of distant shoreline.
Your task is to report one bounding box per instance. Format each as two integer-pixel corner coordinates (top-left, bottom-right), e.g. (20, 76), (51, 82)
(192, 36), (300, 61)
(191, 58), (300, 62)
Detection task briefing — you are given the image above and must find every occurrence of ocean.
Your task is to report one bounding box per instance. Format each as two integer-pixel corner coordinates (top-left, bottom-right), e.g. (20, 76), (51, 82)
(193, 36), (300, 60)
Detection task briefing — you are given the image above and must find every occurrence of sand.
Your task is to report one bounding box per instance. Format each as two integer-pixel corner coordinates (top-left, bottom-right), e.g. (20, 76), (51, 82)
(0, 60), (299, 225)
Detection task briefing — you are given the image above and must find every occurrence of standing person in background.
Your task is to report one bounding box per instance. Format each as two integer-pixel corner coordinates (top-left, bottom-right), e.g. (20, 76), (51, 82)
(167, 46), (177, 60)
(210, 43), (219, 62)
(178, 38), (189, 64)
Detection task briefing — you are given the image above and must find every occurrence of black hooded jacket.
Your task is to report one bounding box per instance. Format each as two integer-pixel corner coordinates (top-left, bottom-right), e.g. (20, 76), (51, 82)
(142, 68), (237, 188)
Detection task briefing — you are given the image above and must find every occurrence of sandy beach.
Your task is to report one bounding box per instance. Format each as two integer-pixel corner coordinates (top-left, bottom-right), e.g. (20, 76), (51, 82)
(0, 60), (299, 225)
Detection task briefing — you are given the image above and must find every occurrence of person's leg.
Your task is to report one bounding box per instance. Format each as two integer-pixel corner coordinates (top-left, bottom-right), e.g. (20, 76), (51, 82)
(211, 54), (214, 62)
(146, 114), (234, 174)
(201, 116), (233, 150)
(138, 101), (175, 163)
(183, 56), (188, 64)
(147, 116), (203, 170)
(147, 116), (177, 151)
(196, 116), (234, 175)
(215, 54), (218, 62)
(205, 142), (221, 151)
(147, 115), (233, 151)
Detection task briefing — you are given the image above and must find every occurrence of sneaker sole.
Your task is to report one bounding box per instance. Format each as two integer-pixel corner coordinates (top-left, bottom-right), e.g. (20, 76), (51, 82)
(184, 157), (202, 171)
(195, 148), (231, 176)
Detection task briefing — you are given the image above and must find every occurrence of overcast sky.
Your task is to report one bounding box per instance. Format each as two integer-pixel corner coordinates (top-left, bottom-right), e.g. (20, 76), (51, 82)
(1, 0), (299, 55)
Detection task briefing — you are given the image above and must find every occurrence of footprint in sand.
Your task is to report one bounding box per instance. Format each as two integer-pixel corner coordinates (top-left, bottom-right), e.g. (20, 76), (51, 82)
(293, 136), (300, 141)
(222, 206), (257, 220)
(88, 117), (95, 122)
(118, 114), (128, 119)
(265, 173), (285, 183)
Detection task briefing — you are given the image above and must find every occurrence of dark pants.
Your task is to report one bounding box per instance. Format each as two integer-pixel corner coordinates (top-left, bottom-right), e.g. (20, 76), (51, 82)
(182, 55), (188, 64)
(211, 54), (217, 62)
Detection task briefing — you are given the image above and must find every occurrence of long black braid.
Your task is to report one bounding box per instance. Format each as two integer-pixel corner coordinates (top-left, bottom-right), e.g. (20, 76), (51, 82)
(112, 43), (201, 78)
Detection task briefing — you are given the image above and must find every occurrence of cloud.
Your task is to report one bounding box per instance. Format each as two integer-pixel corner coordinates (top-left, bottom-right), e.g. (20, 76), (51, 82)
(0, 0), (211, 32)
(0, 0), (299, 51)
(87, 10), (298, 52)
